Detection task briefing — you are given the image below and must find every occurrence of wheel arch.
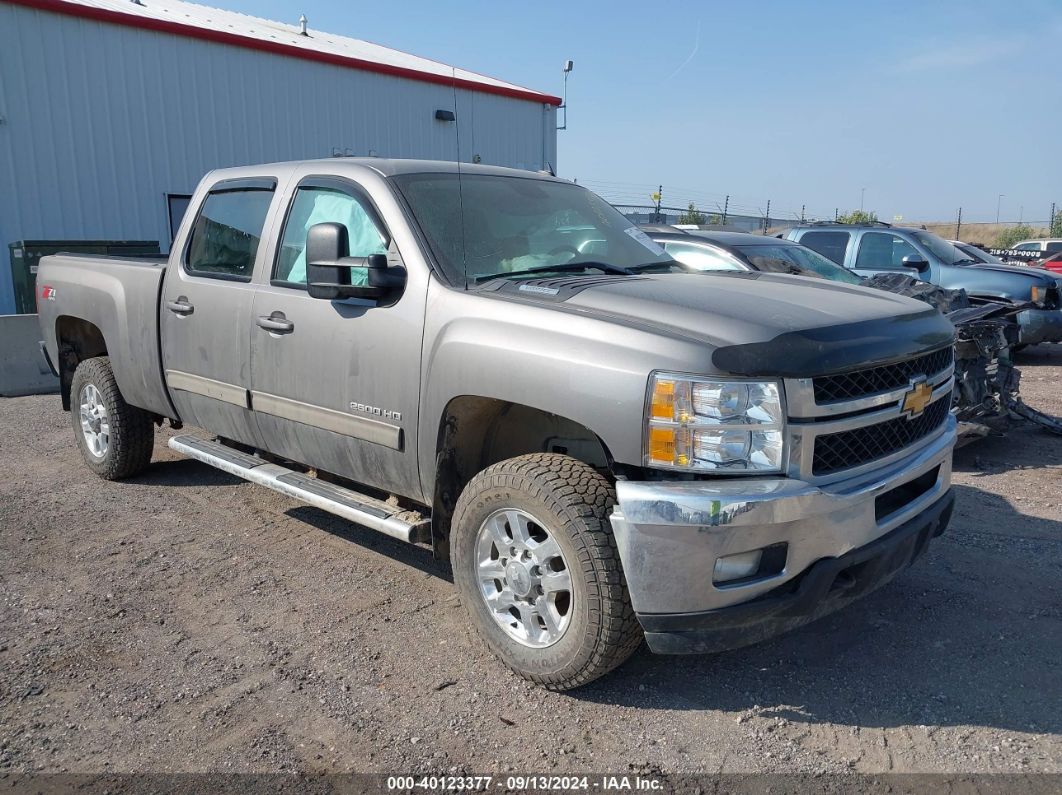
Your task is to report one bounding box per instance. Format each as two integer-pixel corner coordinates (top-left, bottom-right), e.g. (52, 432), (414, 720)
(55, 315), (108, 411)
(429, 396), (614, 559)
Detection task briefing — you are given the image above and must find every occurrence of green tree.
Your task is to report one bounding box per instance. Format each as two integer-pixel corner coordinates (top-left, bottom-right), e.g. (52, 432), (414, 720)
(678, 202), (707, 225)
(1051, 209), (1062, 238)
(996, 223), (1035, 249)
(837, 209), (878, 225)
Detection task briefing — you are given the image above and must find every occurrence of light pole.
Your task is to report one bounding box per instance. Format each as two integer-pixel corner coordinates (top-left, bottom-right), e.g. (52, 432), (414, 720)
(860, 187), (866, 211)
(996, 194), (1005, 224)
(557, 60), (574, 131)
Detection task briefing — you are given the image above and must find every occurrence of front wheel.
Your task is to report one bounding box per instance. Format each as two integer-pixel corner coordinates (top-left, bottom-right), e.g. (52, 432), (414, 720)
(451, 454), (642, 690)
(70, 356), (154, 480)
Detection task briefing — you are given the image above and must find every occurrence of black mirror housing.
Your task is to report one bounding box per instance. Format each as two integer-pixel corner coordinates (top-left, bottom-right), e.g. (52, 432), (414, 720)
(305, 222), (406, 301)
(901, 254), (931, 272)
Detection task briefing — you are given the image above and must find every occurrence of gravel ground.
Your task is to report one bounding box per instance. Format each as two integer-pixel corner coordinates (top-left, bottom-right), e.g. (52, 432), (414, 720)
(1, 346), (1060, 777)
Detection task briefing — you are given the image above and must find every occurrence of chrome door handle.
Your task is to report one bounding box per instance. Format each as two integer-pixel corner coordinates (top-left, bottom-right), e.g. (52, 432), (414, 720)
(256, 313), (294, 333)
(166, 298), (194, 315)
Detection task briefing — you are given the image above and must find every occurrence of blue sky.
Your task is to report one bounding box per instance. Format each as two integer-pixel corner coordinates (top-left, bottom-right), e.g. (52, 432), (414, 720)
(220, 0), (1060, 224)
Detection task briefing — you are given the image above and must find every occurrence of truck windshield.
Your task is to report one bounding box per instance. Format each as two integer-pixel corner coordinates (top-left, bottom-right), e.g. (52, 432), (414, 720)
(910, 231), (976, 265)
(391, 173), (676, 286)
(734, 243), (864, 285)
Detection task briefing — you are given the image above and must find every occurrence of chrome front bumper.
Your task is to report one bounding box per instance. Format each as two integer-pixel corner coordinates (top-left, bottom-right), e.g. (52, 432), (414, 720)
(609, 416), (956, 621)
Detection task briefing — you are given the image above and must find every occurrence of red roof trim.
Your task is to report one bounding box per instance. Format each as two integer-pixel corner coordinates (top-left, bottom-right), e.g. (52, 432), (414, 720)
(8, 0), (563, 106)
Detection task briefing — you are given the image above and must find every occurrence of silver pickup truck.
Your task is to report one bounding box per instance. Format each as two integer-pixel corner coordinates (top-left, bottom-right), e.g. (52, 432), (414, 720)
(38, 159), (957, 689)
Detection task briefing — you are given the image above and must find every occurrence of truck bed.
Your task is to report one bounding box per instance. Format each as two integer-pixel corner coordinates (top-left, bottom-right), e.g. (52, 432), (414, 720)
(37, 253), (175, 419)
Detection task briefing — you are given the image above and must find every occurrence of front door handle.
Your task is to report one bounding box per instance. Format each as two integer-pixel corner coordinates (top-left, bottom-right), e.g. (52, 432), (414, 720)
(166, 297), (194, 315)
(256, 313), (295, 334)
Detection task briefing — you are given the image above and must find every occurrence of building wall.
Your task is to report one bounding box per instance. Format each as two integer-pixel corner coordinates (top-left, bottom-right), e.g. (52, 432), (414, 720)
(0, 2), (558, 312)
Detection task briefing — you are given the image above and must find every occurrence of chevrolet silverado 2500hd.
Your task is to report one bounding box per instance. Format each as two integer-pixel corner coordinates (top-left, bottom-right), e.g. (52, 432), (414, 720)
(37, 159), (957, 689)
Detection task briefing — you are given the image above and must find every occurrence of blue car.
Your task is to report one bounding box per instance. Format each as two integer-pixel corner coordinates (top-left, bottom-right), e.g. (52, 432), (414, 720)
(782, 223), (1062, 347)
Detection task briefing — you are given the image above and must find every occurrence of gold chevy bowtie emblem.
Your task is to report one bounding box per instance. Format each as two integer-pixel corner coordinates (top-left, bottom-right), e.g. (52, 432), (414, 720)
(901, 380), (933, 418)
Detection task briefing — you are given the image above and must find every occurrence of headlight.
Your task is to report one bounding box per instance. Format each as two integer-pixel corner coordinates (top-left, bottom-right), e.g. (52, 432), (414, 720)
(645, 373), (786, 473)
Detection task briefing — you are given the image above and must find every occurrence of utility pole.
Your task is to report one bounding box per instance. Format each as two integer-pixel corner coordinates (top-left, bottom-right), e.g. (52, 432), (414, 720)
(1052, 202), (1057, 235)
(955, 207), (962, 240)
(996, 194), (1005, 224)
(860, 187), (866, 211)
(655, 185), (662, 223)
(722, 195), (729, 224)
(763, 199), (771, 233)
(801, 204), (806, 223)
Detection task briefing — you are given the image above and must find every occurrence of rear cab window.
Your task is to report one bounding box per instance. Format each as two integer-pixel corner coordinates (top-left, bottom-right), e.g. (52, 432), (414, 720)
(184, 179), (277, 281)
(798, 231), (851, 266)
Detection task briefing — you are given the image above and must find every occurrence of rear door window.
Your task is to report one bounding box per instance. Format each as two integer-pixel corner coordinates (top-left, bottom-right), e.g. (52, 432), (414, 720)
(798, 231), (851, 265)
(185, 185), (275, 280)
(662, 241), (745, 271)
(855, 232), (920, 268)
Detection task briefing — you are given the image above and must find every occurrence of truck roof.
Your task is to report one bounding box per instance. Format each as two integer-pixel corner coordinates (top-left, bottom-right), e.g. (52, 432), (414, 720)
(204, 157), (564, 183)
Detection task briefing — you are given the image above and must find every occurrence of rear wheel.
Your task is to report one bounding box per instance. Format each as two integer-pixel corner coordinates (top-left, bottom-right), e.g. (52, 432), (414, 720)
(452, 453), (642, 690)
(70, 356), (154, 480)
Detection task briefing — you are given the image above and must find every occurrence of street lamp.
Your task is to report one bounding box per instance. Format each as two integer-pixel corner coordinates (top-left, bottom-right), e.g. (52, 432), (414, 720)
(996, 194), (1005, 224)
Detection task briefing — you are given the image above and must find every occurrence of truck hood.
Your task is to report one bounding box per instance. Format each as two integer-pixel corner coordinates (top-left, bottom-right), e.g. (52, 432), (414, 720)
(497, 271), (956, 377)
(941, 262), (1062, 297)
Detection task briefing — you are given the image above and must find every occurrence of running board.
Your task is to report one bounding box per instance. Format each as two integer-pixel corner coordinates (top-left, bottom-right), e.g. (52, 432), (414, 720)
(167, 434), (431, 544)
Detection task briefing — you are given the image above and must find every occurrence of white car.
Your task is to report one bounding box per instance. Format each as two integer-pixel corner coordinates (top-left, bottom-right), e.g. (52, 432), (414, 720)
(1010, 239), (1062, 256)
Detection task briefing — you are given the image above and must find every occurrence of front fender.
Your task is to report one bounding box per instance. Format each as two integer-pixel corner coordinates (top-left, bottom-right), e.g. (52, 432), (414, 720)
(417, 284), (715, 491)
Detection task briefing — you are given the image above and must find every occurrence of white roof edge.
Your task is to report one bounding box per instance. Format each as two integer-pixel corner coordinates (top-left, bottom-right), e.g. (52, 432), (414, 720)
(40, 0), (559, 101)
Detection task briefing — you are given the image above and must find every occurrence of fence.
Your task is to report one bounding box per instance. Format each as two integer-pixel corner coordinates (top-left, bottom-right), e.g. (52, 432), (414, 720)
(612, 205), (808, 233)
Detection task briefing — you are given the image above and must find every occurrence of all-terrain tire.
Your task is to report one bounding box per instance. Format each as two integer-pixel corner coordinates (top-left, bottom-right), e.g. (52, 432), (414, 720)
(70, 356), (154, 480)
(451, 453), (642, 690)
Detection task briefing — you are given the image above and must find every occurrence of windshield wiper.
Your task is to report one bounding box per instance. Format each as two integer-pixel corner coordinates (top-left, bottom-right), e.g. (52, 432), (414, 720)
(473, 260), (635, 283)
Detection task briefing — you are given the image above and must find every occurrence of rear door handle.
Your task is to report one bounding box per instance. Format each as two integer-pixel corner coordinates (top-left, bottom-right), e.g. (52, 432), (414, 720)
(256, 313), (294, 334)
(166, 297), (194, 315)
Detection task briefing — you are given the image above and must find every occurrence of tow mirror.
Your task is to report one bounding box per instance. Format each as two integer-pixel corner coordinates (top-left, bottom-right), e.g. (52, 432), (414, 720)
(305, 222), (406, 301)
(901, 254), (930, 272)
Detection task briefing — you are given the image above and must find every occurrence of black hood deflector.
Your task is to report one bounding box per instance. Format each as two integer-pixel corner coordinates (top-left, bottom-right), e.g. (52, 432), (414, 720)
(711, 307), (956, 378)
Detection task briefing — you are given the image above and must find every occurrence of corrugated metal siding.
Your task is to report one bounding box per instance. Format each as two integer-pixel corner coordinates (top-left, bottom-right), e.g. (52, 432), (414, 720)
(0, 2), (557, 312)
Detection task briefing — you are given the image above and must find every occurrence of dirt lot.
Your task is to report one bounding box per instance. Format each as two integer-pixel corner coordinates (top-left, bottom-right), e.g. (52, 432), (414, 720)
(1, 347), (1060, 777)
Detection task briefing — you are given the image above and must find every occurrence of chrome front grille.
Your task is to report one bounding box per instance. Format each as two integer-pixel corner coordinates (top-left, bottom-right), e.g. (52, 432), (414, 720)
(813, 347), (954, 403)
(784, 350), (956, 483)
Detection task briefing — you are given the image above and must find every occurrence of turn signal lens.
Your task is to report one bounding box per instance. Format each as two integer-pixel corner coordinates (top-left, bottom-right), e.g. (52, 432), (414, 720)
(648, 427), (676, 462)
(650, 379), (676, 419)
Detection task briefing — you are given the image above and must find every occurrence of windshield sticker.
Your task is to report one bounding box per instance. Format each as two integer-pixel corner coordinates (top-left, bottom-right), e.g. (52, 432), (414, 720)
(624, 226), (666, 255)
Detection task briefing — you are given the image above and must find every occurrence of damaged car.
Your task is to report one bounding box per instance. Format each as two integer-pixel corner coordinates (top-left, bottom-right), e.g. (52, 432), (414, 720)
(646, 227), (1062, 440)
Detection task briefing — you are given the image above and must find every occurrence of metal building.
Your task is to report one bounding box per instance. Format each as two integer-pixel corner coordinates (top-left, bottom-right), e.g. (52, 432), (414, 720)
(0, 0), (561, 313)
